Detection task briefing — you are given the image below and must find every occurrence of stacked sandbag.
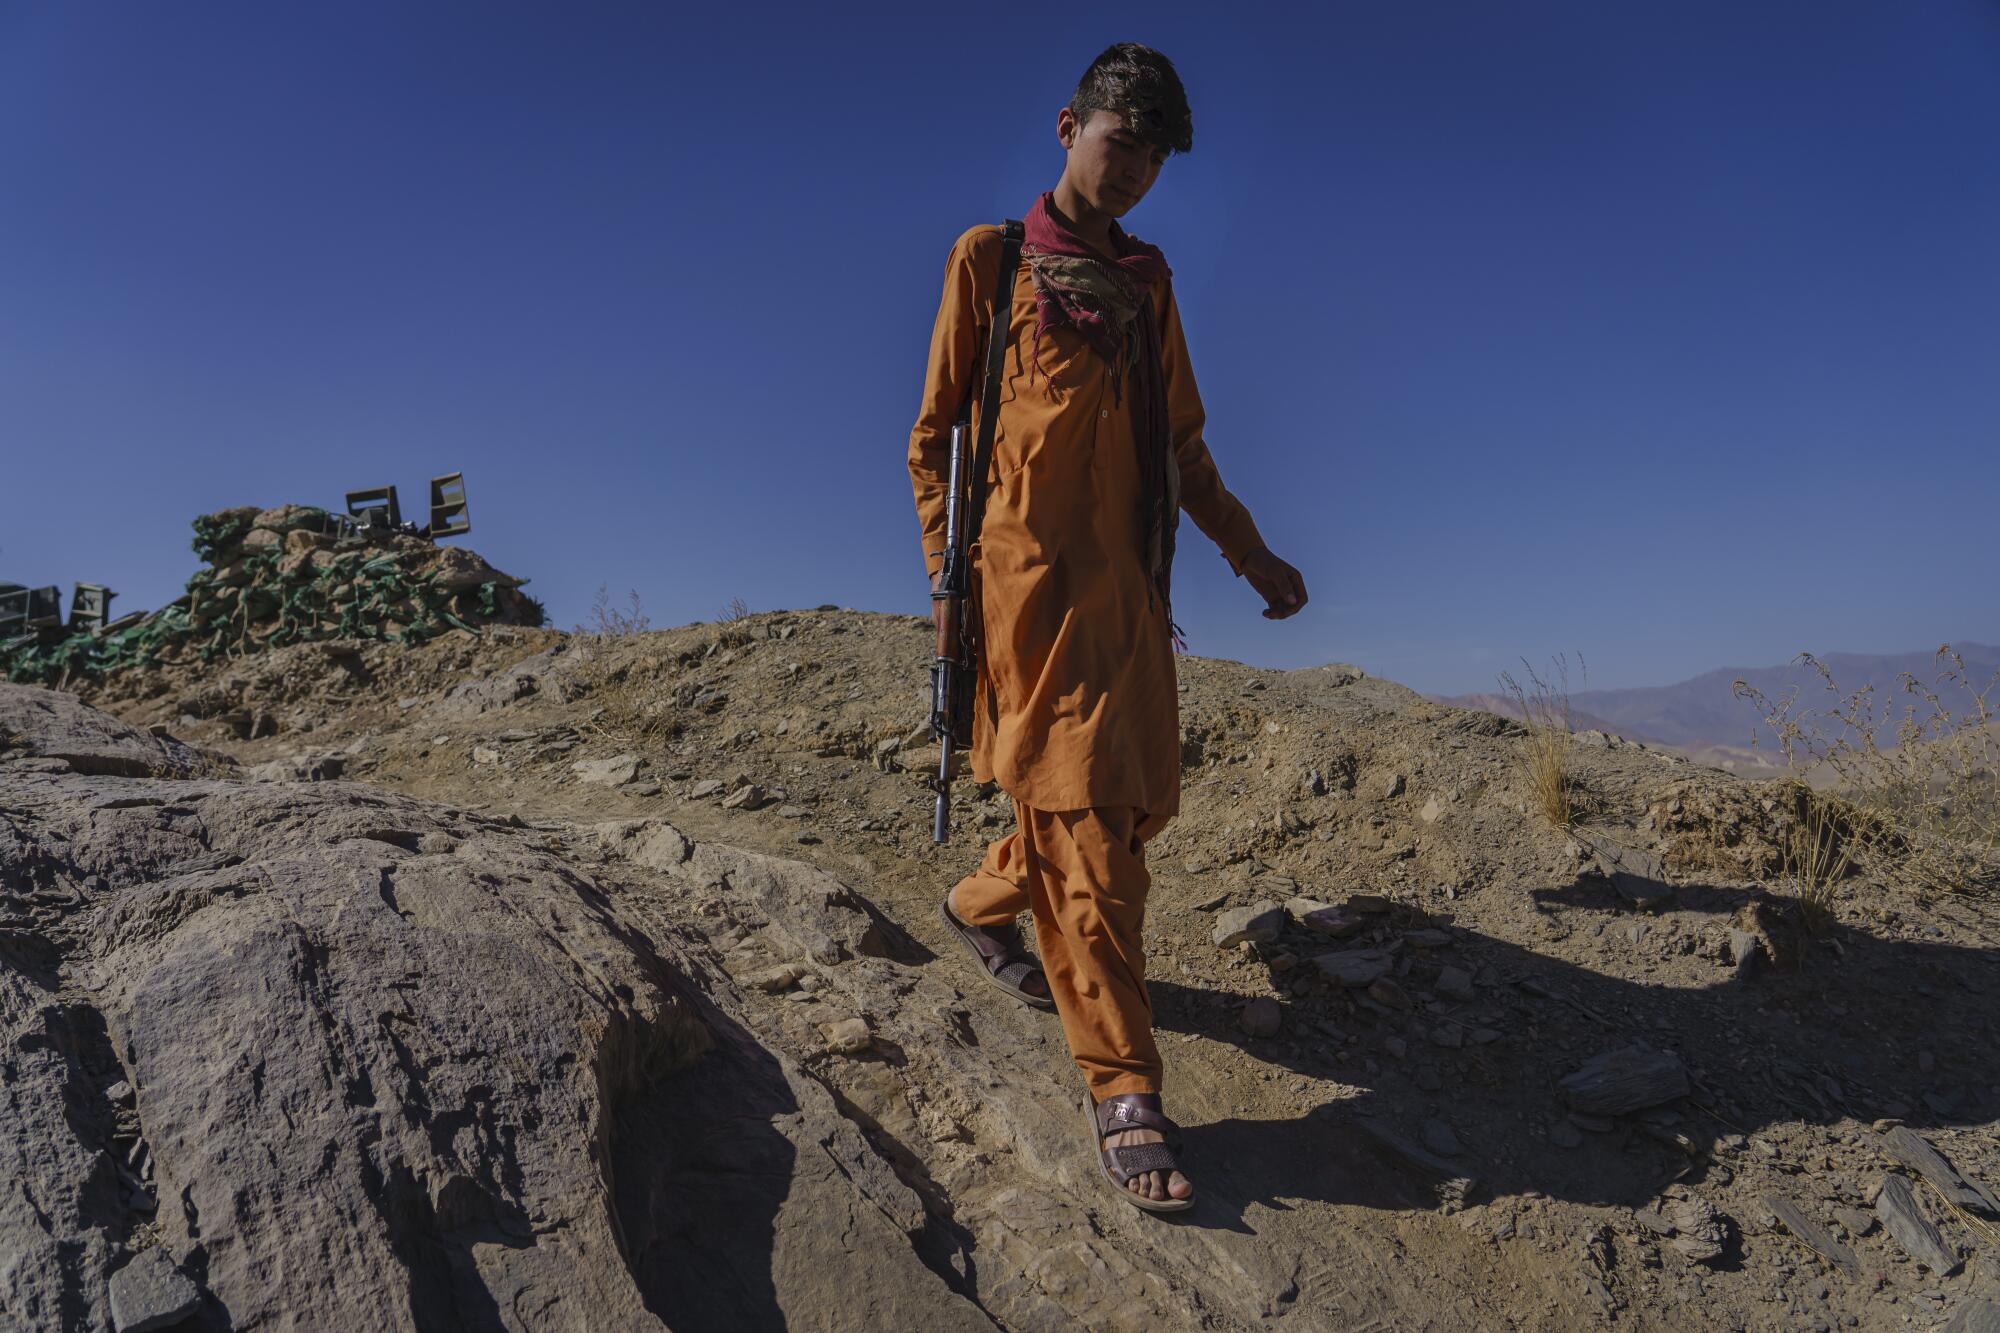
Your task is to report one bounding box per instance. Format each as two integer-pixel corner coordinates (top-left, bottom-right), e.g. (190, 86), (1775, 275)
(3, 505), (545, 684)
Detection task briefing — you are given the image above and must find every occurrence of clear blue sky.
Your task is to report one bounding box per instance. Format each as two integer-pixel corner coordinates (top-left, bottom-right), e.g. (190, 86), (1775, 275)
(4, 2), (1995, 695)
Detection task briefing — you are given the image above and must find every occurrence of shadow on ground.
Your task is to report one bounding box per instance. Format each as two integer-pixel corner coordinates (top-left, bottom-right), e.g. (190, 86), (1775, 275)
(1148, 875), (2000, 1231)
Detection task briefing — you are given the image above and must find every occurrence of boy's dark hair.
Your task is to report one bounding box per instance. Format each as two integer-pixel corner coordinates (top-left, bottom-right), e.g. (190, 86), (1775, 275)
(1069, 43), (1192, 157)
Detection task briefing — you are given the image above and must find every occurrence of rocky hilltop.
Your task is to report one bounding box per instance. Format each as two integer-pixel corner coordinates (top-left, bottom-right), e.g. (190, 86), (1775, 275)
(4, 610), (1998, 1331)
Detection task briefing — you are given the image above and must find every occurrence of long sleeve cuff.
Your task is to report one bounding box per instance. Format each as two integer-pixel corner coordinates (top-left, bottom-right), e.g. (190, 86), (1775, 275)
(1206, 506), (1268, 578)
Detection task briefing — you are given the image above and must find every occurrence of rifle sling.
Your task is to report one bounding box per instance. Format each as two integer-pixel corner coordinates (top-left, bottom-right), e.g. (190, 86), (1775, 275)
(962, 220), (1024, 554)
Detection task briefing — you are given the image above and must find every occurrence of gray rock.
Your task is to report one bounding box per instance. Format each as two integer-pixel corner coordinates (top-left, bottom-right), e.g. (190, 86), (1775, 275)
(1212, 899), (1285, 948)
(721, 783), (767, 810)
(573, 753), (645, 786)
(625, 821), (693, 870)
(1664, 1193), (1727, 1263)
(1312, 949), (1392, 988)
(1583, 834), (1674, 910)
(433, 653), (547, 718)
(108, 1249), (201, 1332)
(1434, 966), (1476, 1002)
(1729, 929), (1763, 968)
(1237, 998), (1283, 1038)
(1874, 1124), (2000, 1216)
(245, 752), (347, 782)
(688, 778), (726, 799)
(0, 683), (219, 778)
(1763, 1194), (1860, 1276)
(1421, 1118), (1462, 1156)
(1560, 1045), (1689, 1116)
(1285, 897), (1364, 939)
(1875, 1174), (1960, 1275)
(673, 827), (887, 963)
(1944, 1298), (2000, 1333)
(747, 964), (807, 994)
(823, 1016), (874, 1055)
(1367, 977), (1412, 1010)
(620, 780), (662, 797)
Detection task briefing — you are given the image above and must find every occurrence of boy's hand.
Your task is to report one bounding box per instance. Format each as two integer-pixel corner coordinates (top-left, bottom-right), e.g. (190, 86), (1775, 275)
(1241, 547), (1307, 620)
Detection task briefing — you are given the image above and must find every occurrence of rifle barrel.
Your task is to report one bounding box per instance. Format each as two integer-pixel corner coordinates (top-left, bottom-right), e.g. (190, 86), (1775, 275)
(932, 735), (954, 843)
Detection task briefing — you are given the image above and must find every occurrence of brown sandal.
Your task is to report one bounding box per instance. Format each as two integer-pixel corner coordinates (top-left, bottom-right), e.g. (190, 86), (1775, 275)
(939, 895), (1055, 1011)
(1087, 1092), (1195, 1214)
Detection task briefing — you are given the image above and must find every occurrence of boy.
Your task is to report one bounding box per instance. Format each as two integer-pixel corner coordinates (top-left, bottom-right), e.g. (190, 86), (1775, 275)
(907, 43), (1306, 1212)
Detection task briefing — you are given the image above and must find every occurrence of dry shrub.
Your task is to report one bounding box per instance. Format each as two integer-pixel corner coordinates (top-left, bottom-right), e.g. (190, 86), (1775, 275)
(574, 643), (684, 747)
(1734, 647), (2000, 897)
(567, 586), (681, 746)
(577, 585), (651, 637)
(1499, 654), (1584, 829)
(1772, 779), (1860, 934)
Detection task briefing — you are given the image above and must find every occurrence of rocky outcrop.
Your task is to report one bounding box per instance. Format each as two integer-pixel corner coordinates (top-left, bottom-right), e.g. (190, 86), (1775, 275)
(0, 687), (984, 1330)
(0, 682), (223, 778)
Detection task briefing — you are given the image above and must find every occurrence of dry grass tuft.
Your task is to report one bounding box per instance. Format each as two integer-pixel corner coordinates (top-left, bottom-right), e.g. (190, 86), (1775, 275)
(1773, 779), (1859, 934)
(1499, 654), (1584, 829)
(1735, 647), (2000, 898)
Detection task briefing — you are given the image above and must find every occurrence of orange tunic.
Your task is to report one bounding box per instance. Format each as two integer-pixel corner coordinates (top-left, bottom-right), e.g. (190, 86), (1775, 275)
(909, 225), (1268, 818)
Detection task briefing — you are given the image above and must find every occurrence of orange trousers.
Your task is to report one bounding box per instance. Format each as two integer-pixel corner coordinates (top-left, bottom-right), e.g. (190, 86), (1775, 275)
(950, 801), (1171, 1099)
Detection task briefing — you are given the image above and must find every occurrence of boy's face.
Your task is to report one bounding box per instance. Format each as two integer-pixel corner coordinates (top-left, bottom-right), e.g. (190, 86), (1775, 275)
(1057, 107), (1166, 218)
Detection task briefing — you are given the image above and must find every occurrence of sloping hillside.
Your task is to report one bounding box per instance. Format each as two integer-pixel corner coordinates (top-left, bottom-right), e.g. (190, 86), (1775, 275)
(5, 612), (1997, 1330)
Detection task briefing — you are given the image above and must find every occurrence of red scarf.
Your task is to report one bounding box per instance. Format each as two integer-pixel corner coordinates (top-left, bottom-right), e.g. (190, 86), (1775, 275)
(1021, 192), (1184, 645)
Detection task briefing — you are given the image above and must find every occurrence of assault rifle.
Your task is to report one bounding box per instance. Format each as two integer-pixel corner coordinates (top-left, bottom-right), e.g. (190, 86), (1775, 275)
(928, 220), (1022, 843)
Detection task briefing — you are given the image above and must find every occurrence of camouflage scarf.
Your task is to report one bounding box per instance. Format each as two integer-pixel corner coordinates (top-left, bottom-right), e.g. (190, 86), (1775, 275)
(1021, 192), (1183, 642)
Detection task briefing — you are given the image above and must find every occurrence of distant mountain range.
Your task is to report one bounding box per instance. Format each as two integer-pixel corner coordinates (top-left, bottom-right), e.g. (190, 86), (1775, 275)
(1436, 644), (2000, 773)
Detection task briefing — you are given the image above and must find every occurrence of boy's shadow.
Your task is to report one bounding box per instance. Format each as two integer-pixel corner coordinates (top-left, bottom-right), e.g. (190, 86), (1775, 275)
(1146, 875), (2000, 1230)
